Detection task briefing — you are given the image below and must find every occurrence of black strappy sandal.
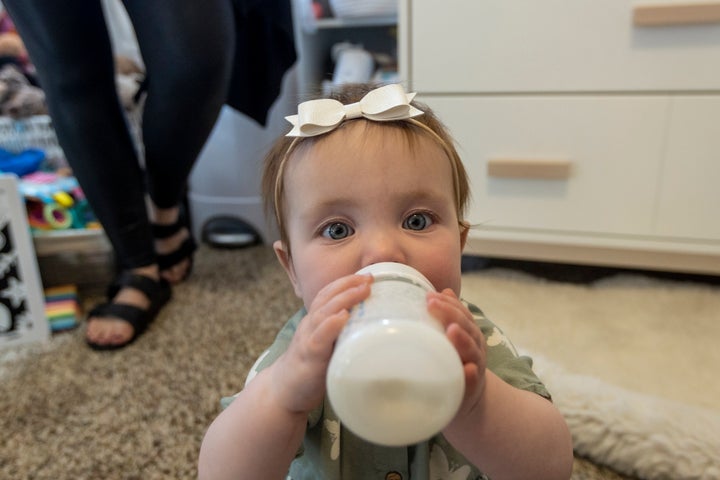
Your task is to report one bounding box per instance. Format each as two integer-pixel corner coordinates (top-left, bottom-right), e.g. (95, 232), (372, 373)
(153, 216), (197, 283)
(86, 272), (171, 350)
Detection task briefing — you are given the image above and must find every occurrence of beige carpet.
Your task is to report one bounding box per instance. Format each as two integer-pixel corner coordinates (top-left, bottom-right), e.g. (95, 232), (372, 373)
(5, 244), (715, 479)
(460, 269), (720, 412)
(461, 265), (720, 479)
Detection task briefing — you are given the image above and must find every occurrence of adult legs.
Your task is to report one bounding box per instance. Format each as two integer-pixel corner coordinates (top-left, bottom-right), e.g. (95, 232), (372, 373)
(4, 1), (154, 269)
(122, 0), (234, 210)
(6, 0), (234, 347)
(122, 0), (234, 282)
(4, 1), (162, 347)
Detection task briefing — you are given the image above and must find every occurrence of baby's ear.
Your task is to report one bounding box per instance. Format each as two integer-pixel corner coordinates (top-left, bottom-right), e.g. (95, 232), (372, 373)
(459, 221), (470, 250)
(273, 240), (303, 298)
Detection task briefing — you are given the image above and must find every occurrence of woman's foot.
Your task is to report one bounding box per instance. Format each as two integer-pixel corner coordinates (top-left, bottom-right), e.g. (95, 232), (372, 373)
(152, 205), (197, 285)
(85, 266), (171, 350)
(155, 224), (194, 284)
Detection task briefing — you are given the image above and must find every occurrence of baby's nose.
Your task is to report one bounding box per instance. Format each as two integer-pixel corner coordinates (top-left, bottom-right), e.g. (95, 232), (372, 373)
(361, 231), (406, 266)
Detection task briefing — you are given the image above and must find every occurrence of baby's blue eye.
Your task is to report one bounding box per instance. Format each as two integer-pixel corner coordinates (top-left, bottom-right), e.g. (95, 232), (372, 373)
(403, 212), (433, 231)
(323, 222), (354, 240)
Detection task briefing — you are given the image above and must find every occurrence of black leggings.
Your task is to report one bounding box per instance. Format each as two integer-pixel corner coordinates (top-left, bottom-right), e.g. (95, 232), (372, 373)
(4, 0), (234, 269)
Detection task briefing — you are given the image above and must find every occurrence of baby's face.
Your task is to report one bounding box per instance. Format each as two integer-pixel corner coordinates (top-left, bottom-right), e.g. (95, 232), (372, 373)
(274, 121), (467, 308)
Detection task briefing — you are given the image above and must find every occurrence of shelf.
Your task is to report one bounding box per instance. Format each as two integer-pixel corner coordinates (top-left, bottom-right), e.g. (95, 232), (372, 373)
(312, 15), (397, 29)
(33, 228), (111, 257)
(293, 0), (399, 96)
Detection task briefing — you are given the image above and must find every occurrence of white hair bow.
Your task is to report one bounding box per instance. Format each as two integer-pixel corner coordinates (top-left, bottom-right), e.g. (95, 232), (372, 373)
(285, 84), (424, 137)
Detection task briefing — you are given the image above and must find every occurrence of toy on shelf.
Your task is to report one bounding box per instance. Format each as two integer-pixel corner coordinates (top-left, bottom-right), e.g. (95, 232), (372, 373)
(18, 171), (99, 231)
(0, 115), (65, 169)
(0, 146), (44, 176)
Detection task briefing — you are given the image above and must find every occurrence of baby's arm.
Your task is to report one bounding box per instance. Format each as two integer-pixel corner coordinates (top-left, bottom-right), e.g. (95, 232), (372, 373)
(198, 274), (372, 480)
(428, 290), (574, 480)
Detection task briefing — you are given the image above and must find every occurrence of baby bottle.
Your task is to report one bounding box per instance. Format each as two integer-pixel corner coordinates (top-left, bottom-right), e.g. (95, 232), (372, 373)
(326, 262), (465, 446)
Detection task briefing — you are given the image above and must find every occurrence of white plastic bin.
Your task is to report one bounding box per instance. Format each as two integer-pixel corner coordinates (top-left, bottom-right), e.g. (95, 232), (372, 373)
(188, 68), (298, 247)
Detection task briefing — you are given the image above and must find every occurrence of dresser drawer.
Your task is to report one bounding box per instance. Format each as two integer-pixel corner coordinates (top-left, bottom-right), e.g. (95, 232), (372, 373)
(425, 95), (668, 235)
(409, 0), (720, 93)
(656, 96), (720, 240)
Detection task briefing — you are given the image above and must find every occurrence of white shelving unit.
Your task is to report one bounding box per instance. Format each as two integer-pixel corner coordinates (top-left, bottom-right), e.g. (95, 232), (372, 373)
(291, 0), (398, 95)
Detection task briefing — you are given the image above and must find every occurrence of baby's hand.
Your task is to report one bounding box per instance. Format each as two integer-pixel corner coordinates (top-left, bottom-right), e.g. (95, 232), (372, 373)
(270, 274), (373, 415)
(427, 289), (488, 419)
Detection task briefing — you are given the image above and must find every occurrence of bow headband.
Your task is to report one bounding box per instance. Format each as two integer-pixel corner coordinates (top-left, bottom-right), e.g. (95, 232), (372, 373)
(273, 84), (467, 244)
(285, 83), (424, 137)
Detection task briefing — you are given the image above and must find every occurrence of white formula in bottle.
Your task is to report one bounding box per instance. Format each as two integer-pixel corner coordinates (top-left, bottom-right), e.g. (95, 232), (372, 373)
(326, 262), (465, 446)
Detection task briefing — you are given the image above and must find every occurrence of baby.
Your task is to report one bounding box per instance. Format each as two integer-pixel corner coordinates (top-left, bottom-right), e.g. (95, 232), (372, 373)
(199, 83), (573, 479)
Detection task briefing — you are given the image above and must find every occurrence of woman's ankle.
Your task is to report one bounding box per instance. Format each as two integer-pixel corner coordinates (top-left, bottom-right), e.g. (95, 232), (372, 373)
(150, 204), (180, 226)
(129, 264), (160, 281)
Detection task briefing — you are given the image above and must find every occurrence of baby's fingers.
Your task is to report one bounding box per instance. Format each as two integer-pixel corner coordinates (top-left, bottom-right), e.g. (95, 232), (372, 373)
(446, 322), (483, 366)
(301, 274), (373, 347)
(308, 274), (372, 318)
(427, 290), (483, 347)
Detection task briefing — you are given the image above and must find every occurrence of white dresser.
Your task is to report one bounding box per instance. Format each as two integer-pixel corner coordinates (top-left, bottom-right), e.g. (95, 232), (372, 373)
(400, 0), (720, 274)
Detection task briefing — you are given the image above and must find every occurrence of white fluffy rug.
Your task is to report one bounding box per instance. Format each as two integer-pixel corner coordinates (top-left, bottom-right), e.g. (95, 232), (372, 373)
(530, 351), (720, 480)
(460, 268), (720, 480)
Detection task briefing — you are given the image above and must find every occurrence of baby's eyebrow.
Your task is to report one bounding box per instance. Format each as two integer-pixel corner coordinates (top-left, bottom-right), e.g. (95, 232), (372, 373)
(293, 197), (358, 225)
(294, 186), (453, 222)
(307, 189), (445, 211)
(300, 197), (357, 214)
(390, 188), (452, 207)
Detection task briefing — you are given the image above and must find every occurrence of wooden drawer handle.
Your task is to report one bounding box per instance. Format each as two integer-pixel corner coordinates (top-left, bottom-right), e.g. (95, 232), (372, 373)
(487, 158), (572, 180)
(633, 2), (720, 26)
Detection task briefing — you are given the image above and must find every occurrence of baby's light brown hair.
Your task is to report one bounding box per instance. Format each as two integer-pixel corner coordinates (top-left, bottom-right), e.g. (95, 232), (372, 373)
(262, 83), (471, 254)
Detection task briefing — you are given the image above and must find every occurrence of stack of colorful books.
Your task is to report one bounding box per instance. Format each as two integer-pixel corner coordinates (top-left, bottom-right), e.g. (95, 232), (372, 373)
(44, 284), (81, 332)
